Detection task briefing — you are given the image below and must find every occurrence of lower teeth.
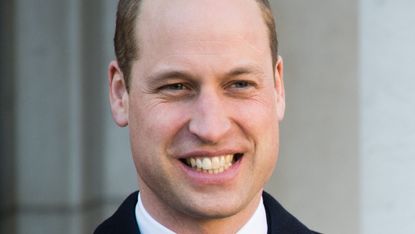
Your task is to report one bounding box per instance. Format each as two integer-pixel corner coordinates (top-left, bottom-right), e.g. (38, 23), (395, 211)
(199, 163), (231, 174)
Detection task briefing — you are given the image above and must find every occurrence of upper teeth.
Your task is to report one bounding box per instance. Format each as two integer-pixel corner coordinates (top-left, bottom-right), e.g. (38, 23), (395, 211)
(186, 155), (234, 173)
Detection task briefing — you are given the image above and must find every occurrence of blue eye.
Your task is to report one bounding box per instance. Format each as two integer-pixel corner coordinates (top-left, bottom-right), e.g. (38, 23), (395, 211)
(231, 81), (251, 88)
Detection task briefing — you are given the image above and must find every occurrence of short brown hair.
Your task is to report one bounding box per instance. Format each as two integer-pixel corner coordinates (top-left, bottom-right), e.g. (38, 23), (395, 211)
(114, 0), (278, 90)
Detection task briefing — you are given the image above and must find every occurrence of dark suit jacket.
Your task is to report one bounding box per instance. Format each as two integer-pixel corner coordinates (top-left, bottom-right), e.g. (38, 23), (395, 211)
(94, 191), (319, 234)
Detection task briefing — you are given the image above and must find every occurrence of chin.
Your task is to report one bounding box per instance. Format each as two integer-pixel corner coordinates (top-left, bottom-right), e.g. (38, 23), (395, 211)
(176, 191), (252, 220)
(183, 203), (242, 220)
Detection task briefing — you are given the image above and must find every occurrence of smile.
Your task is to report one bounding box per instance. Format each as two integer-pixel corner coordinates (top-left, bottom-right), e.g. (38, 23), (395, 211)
(181, 153), (243, 174)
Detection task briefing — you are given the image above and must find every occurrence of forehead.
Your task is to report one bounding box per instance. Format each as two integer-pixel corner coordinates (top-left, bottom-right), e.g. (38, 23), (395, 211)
(136, 0), (269, 58)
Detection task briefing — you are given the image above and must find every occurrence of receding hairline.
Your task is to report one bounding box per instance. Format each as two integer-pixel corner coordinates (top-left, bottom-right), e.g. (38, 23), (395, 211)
(114, 0), (278, 90)
(134, 0), (277, 55)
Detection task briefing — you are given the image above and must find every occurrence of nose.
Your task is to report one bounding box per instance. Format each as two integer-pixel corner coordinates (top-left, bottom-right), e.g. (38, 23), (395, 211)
(188, 89), (231, 144)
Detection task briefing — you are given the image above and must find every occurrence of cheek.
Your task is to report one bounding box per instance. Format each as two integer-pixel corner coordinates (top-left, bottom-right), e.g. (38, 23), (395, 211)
(230, 94), (280, 162)
(230, 94), (279, 136)
(128, 102), (190, 181)
(129, 101), (189, 151)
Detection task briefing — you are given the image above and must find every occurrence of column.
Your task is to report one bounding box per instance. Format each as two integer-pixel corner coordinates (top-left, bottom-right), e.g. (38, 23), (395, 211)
(360, 0), (415, 233)
(268, 0), (359, 233)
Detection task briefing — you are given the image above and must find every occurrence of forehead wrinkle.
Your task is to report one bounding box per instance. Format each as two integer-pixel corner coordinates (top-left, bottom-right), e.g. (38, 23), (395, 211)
(145, 39), (267, 62)
(148, 27), (267, 54)
(140, 42), (267, 75)
(179, 38), (265, 55)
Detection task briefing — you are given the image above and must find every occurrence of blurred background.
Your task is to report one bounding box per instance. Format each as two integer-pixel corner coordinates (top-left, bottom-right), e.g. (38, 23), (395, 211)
(1, 0), (415, 233)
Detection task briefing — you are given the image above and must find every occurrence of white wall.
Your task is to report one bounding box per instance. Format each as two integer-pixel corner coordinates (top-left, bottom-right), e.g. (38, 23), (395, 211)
(360, 0), (415, 233)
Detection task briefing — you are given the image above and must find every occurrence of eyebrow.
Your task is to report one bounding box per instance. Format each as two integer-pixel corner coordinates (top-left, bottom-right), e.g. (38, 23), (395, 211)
(225, 65), (265, 78)
(146, 64), (265, 85)
(145, 69), (196, 86)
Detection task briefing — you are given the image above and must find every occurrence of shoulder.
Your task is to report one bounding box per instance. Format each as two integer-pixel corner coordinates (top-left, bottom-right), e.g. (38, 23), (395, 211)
(94, 191), (140, 234)
(262, 191), (321, 234)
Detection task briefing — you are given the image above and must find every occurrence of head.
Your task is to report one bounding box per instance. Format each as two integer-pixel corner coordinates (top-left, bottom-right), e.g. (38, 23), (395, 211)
(113, 0), (279, 91)
(109, 0), (285, 232)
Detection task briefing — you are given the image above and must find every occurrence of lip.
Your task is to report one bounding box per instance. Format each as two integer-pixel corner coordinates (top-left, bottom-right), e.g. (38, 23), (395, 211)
(177, 149), (243, 159)
(177, 152), (244, 185)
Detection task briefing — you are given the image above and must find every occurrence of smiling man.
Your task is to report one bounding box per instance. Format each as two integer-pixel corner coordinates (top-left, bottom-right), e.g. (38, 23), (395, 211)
(95, 0), (318, 233)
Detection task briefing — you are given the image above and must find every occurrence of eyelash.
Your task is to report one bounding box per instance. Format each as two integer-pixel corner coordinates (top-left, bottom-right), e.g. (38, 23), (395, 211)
(229, 80), (252, 89)
(156, 79), (257, 99)
(160, 83), (189, 91)
(228, 80), (258, 91)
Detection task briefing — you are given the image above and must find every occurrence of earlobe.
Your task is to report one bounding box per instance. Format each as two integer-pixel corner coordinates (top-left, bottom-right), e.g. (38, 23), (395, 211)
(274, 56), (285, 121)
(108, 60), (129, 127)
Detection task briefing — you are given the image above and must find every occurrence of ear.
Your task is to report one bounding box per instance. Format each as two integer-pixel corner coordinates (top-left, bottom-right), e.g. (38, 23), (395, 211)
(108, 60), (129, 127)
(274, 56), (285, 121)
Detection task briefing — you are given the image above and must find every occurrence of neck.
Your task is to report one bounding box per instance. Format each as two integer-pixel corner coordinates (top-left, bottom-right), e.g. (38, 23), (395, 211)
(139, 186), (263, 234)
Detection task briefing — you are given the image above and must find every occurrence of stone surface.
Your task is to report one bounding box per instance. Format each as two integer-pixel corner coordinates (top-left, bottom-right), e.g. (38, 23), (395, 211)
(360, 0), (415, 233)
(267, 1), (359, 233)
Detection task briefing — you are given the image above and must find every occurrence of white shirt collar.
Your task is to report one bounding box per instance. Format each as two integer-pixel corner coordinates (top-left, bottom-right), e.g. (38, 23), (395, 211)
(135, 193), (175, 234)
(135, 192), (267, 234)
(237, 196), (268, 234)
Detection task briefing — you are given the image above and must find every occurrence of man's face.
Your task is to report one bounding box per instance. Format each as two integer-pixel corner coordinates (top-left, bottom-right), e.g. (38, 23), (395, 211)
(112, 0), (285, 223)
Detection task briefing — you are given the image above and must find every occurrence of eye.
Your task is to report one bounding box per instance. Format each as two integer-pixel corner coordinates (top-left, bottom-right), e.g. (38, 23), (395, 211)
(161, 83), (188, 91)
(157, 82), (195, 99)
(225, 79), (259, 98)
(228, 80), (258, 90)
(230, 81), (251, 89)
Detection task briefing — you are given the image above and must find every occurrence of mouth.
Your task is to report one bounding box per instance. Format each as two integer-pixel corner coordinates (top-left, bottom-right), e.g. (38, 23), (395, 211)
(180, 153), (244, 174)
